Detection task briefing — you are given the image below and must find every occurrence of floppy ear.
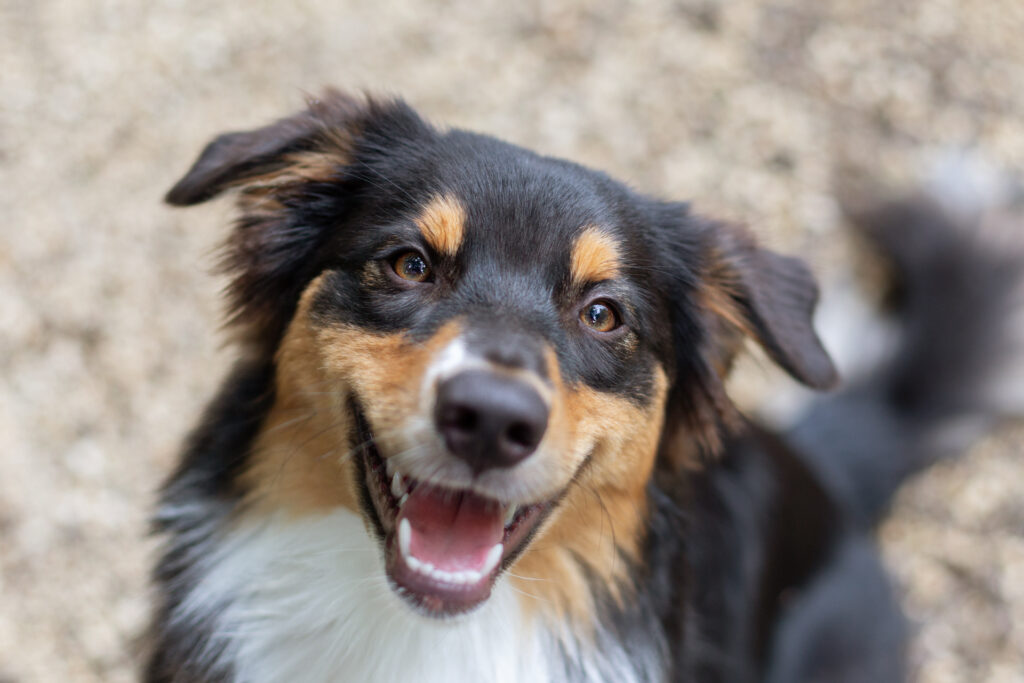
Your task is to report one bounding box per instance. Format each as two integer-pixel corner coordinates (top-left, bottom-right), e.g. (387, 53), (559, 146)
(700, 221), (838, 390)
(164, 90), (387, 348)
(652, 206), (836, 466)
(165, 89), (366, 206)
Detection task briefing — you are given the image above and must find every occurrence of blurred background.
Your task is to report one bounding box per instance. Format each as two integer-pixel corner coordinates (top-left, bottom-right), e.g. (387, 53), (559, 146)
(2, 0), (1023, 681)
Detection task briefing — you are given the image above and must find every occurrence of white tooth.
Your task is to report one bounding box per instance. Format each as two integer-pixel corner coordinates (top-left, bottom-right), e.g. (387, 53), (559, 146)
(467, 569), (482, 583)
(399, 493), (408, 508)
(503, 505), (517, 526)
(407, 555), (422, 572)
(422, 561), (436, 574)
(398, 519), (412, 559)
(391, 472), (405, 499)
(481, 543), (503, 576)
(386, 458), (396, 476)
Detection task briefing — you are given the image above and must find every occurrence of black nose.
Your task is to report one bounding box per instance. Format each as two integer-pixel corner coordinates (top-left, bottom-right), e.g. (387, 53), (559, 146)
(435, 370), (549, 472)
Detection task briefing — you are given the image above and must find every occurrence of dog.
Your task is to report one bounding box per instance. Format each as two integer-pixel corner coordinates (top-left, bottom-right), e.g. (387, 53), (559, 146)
(146, 90), (1022, 682)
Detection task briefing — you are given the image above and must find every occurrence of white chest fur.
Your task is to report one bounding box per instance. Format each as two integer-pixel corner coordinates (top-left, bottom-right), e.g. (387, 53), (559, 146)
(171, 510), (651, 683)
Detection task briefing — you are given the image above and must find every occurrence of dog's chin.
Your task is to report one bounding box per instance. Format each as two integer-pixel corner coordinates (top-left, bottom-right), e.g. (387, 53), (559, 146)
(355, 411), (556, 618)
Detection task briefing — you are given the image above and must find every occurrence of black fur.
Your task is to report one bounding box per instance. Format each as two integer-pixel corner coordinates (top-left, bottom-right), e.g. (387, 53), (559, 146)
(148, 360), (277, 682)
(149, 92), (1021, 681)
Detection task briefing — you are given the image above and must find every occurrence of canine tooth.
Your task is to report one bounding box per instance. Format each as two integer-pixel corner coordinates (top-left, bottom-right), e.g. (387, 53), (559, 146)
(482, 543), (503, 575)
(503, 505), (517, 526)
(399, 493), (408, 508)
(391, 472), (405, 499)
(386, 458), (396, 476)
(398, 519), (412, 559)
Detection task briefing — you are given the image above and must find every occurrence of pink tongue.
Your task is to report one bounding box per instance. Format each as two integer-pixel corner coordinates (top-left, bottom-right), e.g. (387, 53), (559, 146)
(398, 486), (504, 572)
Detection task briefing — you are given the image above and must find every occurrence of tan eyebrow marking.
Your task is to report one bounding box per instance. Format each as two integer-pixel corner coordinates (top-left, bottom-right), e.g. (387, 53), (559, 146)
(570, 226), (621, 286)
(415, 194), (467, 256)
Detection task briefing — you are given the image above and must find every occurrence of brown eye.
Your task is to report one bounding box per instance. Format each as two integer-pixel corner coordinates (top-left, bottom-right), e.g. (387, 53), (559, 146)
(580, 301), (619, 333)
(393, 251), (432, 282)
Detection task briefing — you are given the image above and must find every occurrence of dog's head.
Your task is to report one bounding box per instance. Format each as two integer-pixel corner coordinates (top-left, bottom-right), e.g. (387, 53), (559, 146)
(168, 91), (835, 619)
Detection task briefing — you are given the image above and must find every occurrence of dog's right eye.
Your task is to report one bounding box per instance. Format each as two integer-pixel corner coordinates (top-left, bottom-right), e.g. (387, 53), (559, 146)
(580, 300), (620, 333)
(392, 251), (432, 283)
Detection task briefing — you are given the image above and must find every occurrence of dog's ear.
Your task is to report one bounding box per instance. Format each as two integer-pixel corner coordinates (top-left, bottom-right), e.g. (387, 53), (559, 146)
(163, 90), (379, 348)
(652, 207), (836, 465)
(164, 91), (437, 349)
(165, 89), (366, 205)
(699, 221), (838, 390)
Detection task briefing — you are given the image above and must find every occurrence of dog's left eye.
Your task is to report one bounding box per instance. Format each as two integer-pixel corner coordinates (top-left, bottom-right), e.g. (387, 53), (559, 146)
(392, 251), (432, 282)
(580, 300), (620, 333)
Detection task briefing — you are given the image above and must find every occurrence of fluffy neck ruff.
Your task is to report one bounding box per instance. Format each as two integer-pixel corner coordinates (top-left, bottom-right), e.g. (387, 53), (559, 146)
(166, 508), (665, 683)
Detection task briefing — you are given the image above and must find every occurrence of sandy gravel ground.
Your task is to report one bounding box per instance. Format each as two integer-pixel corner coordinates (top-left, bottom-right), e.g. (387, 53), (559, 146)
(2, 1), (1022, 681)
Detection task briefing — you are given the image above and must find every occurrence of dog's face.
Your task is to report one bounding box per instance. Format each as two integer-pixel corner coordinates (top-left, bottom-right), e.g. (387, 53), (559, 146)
(168, 92), (835, 619)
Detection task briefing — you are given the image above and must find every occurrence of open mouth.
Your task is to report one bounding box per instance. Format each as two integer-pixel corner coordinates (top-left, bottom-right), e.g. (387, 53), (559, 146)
(355, 411), (554, 616)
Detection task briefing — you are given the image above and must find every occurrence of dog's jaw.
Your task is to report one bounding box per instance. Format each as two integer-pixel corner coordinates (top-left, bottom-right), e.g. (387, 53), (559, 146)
(356, 408), (557, 617)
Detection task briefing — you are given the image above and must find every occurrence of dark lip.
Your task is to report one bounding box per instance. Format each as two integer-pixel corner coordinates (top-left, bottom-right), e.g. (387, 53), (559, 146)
(351, 404), (557, 617)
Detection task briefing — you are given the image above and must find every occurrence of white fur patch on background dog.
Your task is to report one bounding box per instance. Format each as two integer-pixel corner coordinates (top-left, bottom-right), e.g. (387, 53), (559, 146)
(170, 510), (650, 683)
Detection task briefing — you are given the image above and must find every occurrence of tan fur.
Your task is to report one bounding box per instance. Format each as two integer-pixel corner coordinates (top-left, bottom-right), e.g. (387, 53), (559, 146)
(683, 253), (749, 456)
(243, 274), (461, 516)
(570, 226), (621, 287)
(242, 314), (360, 515)
(236, 152), (345, 214)
(699, 249), (756, 348)
(511, 348), (668, 626)
(415, 194), (467, 256)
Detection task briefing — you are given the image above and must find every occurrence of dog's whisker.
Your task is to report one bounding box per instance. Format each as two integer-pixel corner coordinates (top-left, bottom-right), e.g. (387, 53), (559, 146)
(503, 570), (553, 584)
(502, 583), (549, 605)
(260, 410), (319, 438)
